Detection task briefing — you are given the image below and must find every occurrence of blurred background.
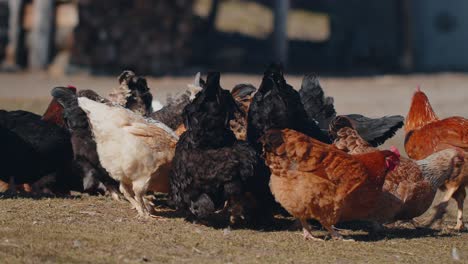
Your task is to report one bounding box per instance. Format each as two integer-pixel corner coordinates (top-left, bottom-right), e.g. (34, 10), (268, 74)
(0, 0), (466, 143)
(1, 0), (468, 76)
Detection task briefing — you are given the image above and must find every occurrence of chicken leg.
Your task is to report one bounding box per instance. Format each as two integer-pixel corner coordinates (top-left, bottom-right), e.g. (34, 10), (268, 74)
(452, 187), (466, 231)
(424, 186), (458, 228)
(325, 226), (355, 241)
(300, 219), (322, 241)
(119, 182), (144, 216)
(131, 179), (153, 218)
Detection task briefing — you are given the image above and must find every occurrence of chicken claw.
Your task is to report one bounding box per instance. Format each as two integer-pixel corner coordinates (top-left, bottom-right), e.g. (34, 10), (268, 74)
(301, 219), (322, 241)
(449, 218), (466, 232)
(327, 227), (355, 242)
(303, 230), (322, 241)
(150, 214), (167, 221)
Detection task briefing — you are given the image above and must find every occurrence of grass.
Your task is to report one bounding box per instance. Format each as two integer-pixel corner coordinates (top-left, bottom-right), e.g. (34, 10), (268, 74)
(1, 194), (467, 263)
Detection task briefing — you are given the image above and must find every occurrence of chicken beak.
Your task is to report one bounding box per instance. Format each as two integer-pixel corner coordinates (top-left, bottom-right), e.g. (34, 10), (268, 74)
(385, 156), (400, 171)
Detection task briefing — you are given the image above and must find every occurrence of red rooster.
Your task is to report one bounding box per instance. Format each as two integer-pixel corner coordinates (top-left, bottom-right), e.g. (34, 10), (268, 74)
(404, 86), (468, 230)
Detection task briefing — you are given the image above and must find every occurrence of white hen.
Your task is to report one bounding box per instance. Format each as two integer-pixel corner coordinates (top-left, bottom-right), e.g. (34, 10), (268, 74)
(78, 97), (178, 217)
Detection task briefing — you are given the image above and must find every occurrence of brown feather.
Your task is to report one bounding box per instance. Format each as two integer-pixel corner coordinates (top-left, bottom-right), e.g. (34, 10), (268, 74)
(262, 129), (395, 235)
(405, 90), (439, 133)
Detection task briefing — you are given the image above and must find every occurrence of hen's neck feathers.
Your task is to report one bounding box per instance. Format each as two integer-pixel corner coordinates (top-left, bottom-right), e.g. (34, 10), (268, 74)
(333, 127), (374, 154)
(405, 91), (439, 133)
(416, 150), (458, 190)
(353, 152), (388, 185)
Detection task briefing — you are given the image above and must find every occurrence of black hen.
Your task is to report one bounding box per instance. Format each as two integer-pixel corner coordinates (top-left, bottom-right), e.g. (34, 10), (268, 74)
(247, 63), (331, 152)
(51, 87), (121, 199)
(299, 74), (404, 147)
(170, 72), (270, 225)
(0, 110), (79, 194)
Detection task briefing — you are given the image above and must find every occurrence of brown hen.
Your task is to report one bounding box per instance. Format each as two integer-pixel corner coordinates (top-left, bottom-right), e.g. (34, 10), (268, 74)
(260, 128), (399, 240)
(404, 87), (468, 230)
(332, 119), (465, 226)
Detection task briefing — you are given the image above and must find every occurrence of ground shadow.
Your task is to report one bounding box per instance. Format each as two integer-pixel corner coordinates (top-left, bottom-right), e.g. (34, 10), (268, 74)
(0, 192), (83, 200)
(334, 221), (459, 242)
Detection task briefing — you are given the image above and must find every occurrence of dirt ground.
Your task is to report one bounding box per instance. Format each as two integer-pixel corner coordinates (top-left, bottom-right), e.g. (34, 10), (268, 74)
(0, 72), (467, 263)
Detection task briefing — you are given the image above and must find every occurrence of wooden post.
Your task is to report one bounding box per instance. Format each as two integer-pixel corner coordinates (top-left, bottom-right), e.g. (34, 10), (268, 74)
(400, 0), (413, 72)
(3, 0), (24, 69)
(29, 0), (55, 70)
(206, 0), (220, 33)
(273, 0), (289, 65)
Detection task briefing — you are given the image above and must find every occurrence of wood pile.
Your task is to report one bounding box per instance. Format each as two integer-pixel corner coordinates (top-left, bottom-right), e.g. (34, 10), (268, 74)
(71, 0), (195, 75)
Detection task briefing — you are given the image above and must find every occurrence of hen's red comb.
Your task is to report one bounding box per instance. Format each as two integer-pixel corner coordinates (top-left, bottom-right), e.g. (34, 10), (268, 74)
(67, 85), (77, 93)
(389, 146), (400, 157)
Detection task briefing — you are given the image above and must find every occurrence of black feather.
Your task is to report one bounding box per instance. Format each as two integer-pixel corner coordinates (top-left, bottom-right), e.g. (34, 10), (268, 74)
(299, 74), (336, 129)
(170, 72), (272, 224)
(150, 92), (190, 130)
(52, 87), (119, 194)
(0, 109), (79, 193)
(247, 64), (331, 152)
(117, 70), (153, 116)
(299, 73), (404, 146)
(345, 114), (404, 147)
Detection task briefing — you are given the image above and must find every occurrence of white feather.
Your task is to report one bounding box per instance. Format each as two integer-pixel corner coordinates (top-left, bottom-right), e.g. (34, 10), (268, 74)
(187, 72), (203, 102)
(152, 99), (163, 111)
(77, 97), (178, 216)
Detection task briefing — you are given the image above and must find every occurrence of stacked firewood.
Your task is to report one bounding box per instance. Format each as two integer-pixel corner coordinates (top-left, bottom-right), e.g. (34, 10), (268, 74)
(71, 0), (195, 75)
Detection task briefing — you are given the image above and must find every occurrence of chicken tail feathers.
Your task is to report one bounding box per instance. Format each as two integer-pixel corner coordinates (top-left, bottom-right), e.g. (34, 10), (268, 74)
(345, 114), (404, 147)
(299, 74), (336, 129)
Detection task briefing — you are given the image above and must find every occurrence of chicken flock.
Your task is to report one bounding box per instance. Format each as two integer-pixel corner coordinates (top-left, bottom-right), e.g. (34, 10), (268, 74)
(1, 64), (466, 241)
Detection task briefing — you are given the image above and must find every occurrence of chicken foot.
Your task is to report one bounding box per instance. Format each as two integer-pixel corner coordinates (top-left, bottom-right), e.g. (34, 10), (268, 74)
(132, 179), (155, 218)
(452, 187), (466, 231)
(119, 182), (150, 218)
(300, 219), (322, 241)
(106, 184), (124, 202)
(424, 186), (458, 228)
(325, 226), (355, 241)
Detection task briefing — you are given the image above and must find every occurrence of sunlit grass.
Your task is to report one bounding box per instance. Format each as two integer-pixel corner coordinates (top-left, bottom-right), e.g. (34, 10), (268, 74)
(0, 98), (49, 114)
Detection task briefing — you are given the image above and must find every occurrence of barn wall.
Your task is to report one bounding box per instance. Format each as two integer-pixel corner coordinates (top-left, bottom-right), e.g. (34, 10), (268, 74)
(412, 0), (468, 71)
(327, 0), (401, 71)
